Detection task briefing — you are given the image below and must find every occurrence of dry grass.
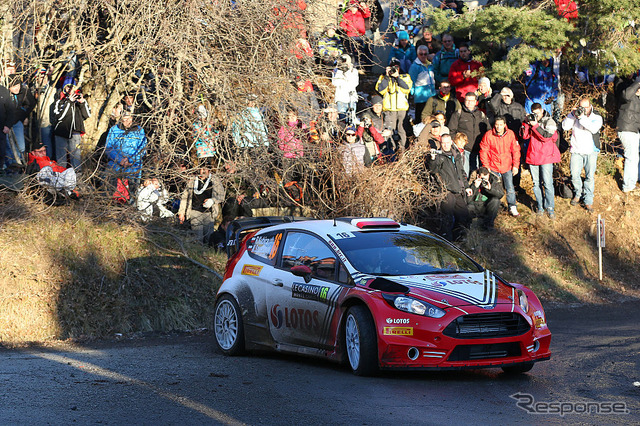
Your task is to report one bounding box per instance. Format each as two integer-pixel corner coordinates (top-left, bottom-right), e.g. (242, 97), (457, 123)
(0, 193), (224, 346)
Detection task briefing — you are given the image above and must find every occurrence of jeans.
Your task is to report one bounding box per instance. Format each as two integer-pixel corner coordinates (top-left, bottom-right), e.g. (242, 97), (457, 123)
(501, 169), (516, 208)
(0, 133), (6, 169)
(383, 110), (407, 152)
(619, 131), (640, 192)
(529, 163), (555, 212)
(41, 126), (54, 159)
(55, 134), (82, 171)
(463, 150), (479, 178)
(336, 101), (357, 124)
(570, 152), (597, 205)
(12, 121), (25, 154)
(5, 121), (26, 166)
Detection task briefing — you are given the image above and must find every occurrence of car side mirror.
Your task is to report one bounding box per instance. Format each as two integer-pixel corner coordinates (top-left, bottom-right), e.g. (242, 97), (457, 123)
(290, 265), (312, 283)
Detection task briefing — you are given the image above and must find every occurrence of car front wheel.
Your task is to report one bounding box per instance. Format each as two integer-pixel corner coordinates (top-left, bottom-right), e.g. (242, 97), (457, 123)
(344, 305), (378, 376)
(214, 295), (245, 355)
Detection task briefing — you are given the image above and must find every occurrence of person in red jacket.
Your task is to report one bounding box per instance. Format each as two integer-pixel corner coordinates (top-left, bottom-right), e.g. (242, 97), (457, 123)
(26, 141), (78, 197)
(340, 0), (371, 67)
(480, 116), (521, 216)
(448, 43), (483, 103)
(521, 102), (560, 218)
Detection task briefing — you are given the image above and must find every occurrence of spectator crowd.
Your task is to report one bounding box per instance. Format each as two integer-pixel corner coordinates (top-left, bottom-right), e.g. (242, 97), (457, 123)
(1, 0), (639, 246)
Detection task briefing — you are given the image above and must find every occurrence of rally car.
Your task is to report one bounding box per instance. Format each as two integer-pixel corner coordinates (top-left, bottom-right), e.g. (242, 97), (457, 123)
(214, 217), (551, 375)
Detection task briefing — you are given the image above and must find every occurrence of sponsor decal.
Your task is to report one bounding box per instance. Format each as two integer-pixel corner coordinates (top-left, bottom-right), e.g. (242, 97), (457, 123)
(241, 264), (263, 276)
(423, 275), (482, 286)
(386, 318), (410, 324)
(292, 283), (329, 302)
(327, 239), (348, 263)
(270, 304), (320, 331)
(383, 327), (413, 336)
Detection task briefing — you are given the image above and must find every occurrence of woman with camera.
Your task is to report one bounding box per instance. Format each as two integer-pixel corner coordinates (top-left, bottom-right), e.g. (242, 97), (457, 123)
(521, 102), (560, 219)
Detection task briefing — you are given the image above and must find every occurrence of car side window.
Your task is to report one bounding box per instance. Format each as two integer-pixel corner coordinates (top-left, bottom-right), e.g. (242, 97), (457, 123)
(246, 231), (283, 266)
(282, 232), (337, 282)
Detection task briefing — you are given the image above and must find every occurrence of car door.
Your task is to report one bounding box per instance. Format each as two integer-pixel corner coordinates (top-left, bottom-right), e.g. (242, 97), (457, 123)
(267, 230), (347, 351)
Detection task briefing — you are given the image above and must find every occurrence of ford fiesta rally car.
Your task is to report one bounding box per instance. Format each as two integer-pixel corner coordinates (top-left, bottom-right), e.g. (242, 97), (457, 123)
(214, 217), (551, 375)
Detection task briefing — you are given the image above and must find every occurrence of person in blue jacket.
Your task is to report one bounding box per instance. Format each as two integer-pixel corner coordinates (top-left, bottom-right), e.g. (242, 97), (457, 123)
(388, 30), (416, 74)
(524, 59), (558, 115)
(105, 110), (147, 193)
(409, 45), (436, 121)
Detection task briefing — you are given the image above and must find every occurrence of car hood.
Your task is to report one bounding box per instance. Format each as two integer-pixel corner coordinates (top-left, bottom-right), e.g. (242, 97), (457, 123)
(364, 270), (514, 309)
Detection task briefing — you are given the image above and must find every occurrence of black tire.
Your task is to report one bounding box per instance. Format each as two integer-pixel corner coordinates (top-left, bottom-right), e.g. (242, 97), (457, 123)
(213, 294), (245, 355)
(344, 305), (378, 376)
(501, 362), (534, 375)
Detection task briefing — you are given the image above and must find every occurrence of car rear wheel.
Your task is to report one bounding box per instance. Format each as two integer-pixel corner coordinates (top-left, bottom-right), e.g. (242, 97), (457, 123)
(214, 295), (245, 355)
(344, 306), (378, 376)
(501, 362), (534, 375)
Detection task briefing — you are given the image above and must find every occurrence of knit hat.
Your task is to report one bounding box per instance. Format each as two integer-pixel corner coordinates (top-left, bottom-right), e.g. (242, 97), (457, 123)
(8, 74), (21, 87)
(397, 31), (410, 41)
(371, 95), (383, 105)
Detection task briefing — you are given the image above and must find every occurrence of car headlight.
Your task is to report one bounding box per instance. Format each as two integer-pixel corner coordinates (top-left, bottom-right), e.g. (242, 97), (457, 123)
(390, 295), (445, 318)
(517, 289), (529, 313)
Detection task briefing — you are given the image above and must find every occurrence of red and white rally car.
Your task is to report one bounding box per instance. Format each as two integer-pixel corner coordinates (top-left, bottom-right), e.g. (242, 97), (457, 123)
(214, 217), (551, 375)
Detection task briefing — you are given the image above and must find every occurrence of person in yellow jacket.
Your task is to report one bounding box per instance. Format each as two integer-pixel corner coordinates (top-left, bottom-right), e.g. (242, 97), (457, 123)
(375, 58), (413, 156)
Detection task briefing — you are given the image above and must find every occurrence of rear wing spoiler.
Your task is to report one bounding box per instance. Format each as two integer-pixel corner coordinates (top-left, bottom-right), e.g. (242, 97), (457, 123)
(225, 216), (314, 258)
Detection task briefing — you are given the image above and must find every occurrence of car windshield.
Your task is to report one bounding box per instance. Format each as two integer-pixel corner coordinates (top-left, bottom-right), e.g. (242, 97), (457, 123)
(332, 231), (482, 276)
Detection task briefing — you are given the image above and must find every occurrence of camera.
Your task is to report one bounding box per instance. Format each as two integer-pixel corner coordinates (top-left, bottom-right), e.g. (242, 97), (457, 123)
(481, 178), (490, 188)
(526, 113), (537, 122)
(575, 106), (586, 117)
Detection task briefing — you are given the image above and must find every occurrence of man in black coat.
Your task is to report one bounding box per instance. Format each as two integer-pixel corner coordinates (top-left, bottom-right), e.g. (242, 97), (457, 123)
(617, 75), (640, 193)
(52, 83), (91, 171)
(427, 133), (472, 241)
(6, 74), (36, 164)
(448, 91), (490, 177)
(488, 87), (526, 133)
(0, 83), (15, 171)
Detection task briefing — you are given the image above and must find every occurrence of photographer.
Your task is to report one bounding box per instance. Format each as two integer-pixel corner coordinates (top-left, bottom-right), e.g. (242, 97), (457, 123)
(52, 83), (91, 172)
(427, 133), (472, 241)
(339, 0), (371, 67)
(468, 167), (504, 230)
(561, 97), (603, 212)
(521, 102), (560, 218)
(616, 75), (640, 194)
(375, 58), (412, 156)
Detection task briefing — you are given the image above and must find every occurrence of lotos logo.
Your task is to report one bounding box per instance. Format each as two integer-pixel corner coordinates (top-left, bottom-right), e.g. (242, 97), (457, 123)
(270, 305), (320, 331)
(271, 304), (284, 329)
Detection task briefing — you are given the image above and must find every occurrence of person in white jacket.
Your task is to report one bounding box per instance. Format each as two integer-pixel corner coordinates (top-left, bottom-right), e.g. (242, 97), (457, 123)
(332, 54), (359, 124)
(136, 178), (174, 222)
(561, 97), (603, 212)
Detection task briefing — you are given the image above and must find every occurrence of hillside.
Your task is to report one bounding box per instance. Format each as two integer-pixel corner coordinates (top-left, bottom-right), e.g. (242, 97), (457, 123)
(1, 158), (639, 346)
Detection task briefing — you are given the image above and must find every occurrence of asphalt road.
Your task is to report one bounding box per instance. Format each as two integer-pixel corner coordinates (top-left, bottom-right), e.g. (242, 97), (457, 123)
(1, 302), (638, 425)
